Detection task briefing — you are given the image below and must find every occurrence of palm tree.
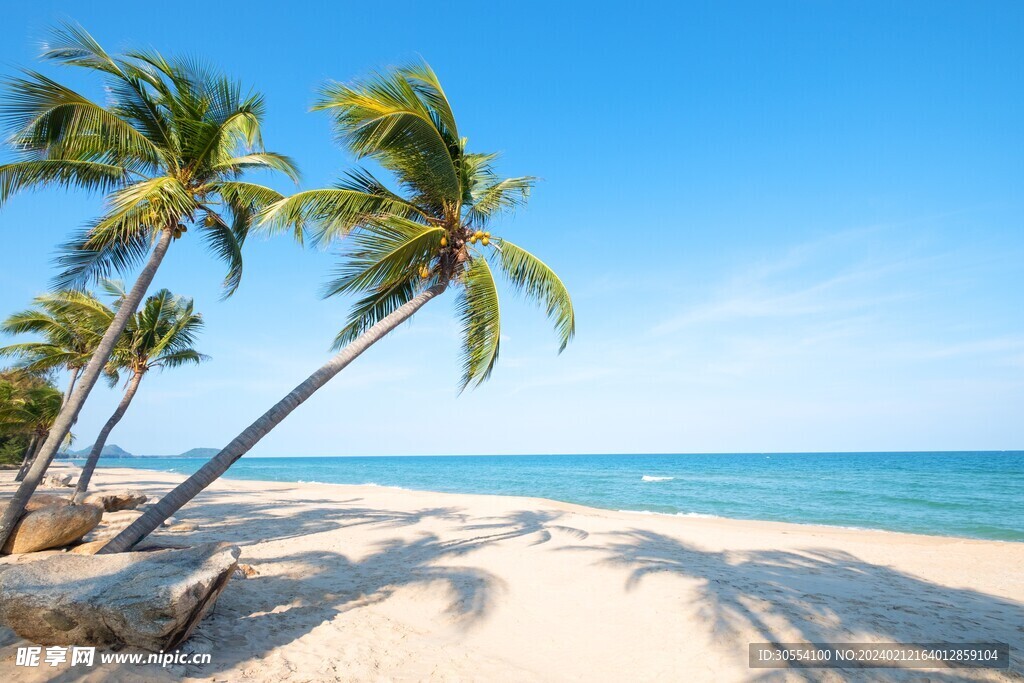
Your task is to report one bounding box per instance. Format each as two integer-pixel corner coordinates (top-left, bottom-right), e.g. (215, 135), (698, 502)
(0, 368), (55, 468)
(0, 23), (297, 549)
(0, 286), (120, 405)
(74, 289), (206, 498)
(101, 62), (575, 553)
(0, 383), (65, 481)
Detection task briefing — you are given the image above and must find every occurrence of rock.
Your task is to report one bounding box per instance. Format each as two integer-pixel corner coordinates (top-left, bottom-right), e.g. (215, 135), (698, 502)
(0, 543), (240, 651)
(233, 563), (258, 579)
(168, 522), (199, 533)
(69, 540), (109, 555)
(2, 504), (103, 554)
(82, 490), (148, 513)
(42, 473), (73, 488)
(25, 494), (71, 512)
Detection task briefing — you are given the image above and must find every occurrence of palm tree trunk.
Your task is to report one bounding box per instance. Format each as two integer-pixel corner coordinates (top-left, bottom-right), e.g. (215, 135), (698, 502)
(14, 434), (40, 483)
(73, 370), (145, 500)
(99, 283), (447, 554)
(0, 228), (174, 552)
(62, 368), (81, 407)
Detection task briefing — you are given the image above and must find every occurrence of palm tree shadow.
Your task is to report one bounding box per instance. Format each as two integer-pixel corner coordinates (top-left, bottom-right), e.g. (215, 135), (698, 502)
(156, 507), (586, 677)
(573, 529), (1023, 681)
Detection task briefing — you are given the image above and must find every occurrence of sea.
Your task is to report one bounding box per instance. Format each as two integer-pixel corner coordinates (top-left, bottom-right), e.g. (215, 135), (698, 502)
(79, 451), (1024, 542)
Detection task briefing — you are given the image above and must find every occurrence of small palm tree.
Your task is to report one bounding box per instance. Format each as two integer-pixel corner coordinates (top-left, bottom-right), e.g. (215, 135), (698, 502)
(0, 383), (64, 481)
(0, 23), (297, 548)
(102, 62), (574, 553)
(74, 289), (206, 498)
(0, 285), (121, 403)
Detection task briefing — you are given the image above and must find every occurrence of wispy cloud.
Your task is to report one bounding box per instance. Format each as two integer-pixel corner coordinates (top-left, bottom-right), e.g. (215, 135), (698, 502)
(650, 227), (935, 335)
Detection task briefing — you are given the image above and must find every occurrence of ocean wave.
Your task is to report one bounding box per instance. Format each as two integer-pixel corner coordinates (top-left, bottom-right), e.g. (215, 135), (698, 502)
(617, 509), (720, 519)
(641, 475), (674, 482)
(360, 482), (410, 490)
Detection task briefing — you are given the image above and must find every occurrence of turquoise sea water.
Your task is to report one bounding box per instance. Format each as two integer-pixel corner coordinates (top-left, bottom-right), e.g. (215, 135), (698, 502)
(82, 452), (1024, 541)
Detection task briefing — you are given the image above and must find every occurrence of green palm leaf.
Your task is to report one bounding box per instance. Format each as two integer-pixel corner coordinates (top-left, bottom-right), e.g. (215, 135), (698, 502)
(324, 217), (445, 297)
(493, 239), (575, 351)
(331, 277), (418, 350)
(456, 256), (501, 391)
(314, 69), (461, 205)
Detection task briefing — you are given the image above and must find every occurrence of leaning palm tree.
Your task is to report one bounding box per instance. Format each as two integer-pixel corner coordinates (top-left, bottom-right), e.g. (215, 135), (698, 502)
(101, 62), (574, 553)
(0, 285), (121, 404)
(74, 289), (206, 498)
(0, 383), (65, 481)
(0, 23), (297, 549)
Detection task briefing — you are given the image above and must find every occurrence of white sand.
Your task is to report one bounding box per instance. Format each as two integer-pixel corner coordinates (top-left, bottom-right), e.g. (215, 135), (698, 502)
(1, 464), (1022, 682)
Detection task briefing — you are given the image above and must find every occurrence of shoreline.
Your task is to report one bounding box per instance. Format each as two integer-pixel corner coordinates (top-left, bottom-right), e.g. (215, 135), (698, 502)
(73, 461), (1024, 544)
(2, 465), (1023, 681)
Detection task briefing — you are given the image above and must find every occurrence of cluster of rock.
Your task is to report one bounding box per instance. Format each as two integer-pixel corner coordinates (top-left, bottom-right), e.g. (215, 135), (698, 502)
(0, 490), (148, 554)
(0, 487), (238, 652)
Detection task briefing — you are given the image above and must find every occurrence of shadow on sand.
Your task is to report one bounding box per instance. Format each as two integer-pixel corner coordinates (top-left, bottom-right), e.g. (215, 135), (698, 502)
(4, 492), (1020, 681)
(571, 528), (1023, 681)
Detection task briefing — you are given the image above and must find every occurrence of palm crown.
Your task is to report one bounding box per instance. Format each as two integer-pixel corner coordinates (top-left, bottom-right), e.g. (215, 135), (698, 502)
(111, 287), (207, 375)
(0, 383), (64, 441)
(262, 62), (574, 389)
(0, 22), (298, 294)
(0, 286), (120, 384)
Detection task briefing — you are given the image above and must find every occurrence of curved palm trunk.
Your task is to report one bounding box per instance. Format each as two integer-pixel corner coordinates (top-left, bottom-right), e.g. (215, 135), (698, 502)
(14, 434), (40, 483)
(100, 284), (447, 554)
(62, 368), (82, 406)
(73, 370), (145, 500)
(0, 229), (174, 552)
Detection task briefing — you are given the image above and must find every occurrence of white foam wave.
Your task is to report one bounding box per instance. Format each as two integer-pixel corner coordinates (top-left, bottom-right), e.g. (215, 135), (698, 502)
(618, 509), (721, 520)
(641, 475), (674, 482)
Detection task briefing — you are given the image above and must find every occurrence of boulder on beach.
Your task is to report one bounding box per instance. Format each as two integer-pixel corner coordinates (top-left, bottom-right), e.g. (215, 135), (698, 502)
(24, 494), (71, 512)
(42, 473), (73, 488)
(1, 503), (103, 554)
(82, 490), (148, 513)
(0, 542), (240, 651)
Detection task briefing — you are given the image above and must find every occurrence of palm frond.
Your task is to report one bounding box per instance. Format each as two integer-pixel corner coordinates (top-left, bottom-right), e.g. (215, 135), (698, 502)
(0, 160), (130, 206)
(493, 239), (575, 351)
(0, 70), (162, 168)
(456, 256), (501, 391)
(259, 183), (428, 244)
(54, 224), (154, 289)
(331, 277), (418, 350)
(314, 70), (461, 204)
(153, 349), (208, 369)
(323, 217), (444, 297)
(212, 153), (300, 182)
(466, 176), (536, 226)
(197, 211), (245, 297)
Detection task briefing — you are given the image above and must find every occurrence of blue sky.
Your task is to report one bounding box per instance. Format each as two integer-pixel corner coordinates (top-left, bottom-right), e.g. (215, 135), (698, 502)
(1, 1), (1021, 456)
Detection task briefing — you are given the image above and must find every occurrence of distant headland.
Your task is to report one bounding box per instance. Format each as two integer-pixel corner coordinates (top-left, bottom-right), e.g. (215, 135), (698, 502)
(60, 445), (221, 459)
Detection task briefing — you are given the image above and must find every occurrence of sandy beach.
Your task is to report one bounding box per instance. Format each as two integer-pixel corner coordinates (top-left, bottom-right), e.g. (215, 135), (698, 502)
(1, 465), (1022, 682)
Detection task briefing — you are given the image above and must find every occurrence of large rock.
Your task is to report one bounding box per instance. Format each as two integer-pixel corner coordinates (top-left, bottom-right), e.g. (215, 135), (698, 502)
(0, 543), (240, 651)
(2, 504), (103, 554)
(83, 490), (148, 512)
(42, 473), (73, 488)
(25, 494), (71, 512)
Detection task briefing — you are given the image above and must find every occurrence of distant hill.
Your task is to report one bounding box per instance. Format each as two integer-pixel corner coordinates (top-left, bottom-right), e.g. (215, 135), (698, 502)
(64, 445), (221, 458)
(177, 448), (220, 458)
(67, 444), (133, 458)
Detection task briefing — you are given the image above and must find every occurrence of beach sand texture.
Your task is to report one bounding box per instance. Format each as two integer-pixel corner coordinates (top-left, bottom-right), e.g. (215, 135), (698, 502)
(1, 466), (1021, 682)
